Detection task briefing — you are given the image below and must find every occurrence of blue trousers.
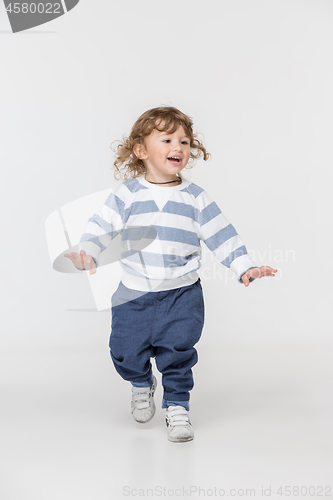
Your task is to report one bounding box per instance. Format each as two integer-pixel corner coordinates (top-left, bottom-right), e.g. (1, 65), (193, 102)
(109, 278), (205, 411)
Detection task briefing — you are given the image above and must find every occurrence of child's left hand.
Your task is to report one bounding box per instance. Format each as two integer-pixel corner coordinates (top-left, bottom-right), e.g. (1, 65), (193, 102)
(241, 266), (278, 287)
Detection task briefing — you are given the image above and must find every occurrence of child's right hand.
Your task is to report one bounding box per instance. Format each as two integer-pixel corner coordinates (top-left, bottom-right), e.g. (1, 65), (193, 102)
(64, 250), (97, 275)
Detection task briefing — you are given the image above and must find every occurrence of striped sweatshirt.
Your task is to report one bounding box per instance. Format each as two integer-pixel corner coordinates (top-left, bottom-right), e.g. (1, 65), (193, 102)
(79, 173), (257, 292)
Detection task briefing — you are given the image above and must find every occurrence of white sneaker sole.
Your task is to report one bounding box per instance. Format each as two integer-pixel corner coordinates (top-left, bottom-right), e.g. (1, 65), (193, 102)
(167, 432), (194, 443)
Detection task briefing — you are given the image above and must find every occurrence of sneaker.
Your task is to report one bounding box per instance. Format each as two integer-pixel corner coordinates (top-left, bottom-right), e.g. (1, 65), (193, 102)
(131, 376), (157, 423)
(165, 405), (194, 442)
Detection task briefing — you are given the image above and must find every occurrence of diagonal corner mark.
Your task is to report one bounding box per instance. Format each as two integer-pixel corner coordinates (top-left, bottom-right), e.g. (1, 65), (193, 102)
(3, 0), (81, 33)
(64, 0), (80, 12)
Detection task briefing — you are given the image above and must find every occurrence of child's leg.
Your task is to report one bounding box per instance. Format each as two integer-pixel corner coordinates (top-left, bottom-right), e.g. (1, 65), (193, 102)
(109, 282), (155, 385)
(153, 279), (205, 410)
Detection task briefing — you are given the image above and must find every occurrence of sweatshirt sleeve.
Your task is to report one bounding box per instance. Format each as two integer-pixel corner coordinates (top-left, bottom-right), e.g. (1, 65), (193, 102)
(77, 187), (126, 269)
(198, 189), (258, 285)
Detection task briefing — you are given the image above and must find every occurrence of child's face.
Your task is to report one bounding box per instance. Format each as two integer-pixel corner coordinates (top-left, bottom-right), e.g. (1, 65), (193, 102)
(134, 123), (191, 181)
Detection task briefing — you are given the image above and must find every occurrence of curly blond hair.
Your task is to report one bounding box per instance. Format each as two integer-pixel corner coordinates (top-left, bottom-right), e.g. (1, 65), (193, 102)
(110, 105), (211, 181)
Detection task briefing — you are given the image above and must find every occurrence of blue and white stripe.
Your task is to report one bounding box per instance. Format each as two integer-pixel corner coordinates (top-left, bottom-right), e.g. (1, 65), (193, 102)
(79, 174), (257, 289)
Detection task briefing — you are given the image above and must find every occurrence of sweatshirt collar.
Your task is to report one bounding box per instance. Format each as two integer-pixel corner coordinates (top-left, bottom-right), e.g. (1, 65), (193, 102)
(137, 173), (189, 192)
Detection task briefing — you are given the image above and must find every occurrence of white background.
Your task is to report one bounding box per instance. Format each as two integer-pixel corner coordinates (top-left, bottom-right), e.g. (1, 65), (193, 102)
(1, 1), (332, 499)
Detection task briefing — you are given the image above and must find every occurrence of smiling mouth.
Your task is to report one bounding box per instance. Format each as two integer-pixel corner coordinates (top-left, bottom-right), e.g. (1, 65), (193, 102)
(167, 157), (181, 164)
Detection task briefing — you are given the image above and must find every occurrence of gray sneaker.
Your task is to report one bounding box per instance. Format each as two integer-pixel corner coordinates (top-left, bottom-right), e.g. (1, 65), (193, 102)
(131, 376), (157, 423)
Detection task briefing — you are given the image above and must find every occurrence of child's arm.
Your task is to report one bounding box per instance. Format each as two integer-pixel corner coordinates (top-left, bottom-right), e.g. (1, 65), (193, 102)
(198, 189), (270, 286)
(65, 187), (125, 272)
(78, 190), (124, 265)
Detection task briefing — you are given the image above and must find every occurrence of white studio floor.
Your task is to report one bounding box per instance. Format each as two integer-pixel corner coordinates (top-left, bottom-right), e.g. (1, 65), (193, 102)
(1, 340), (332, 500)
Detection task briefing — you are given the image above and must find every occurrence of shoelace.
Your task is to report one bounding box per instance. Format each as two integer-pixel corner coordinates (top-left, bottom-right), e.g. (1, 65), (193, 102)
(131, 386), (152, 410)
(166, 406), (191, 427)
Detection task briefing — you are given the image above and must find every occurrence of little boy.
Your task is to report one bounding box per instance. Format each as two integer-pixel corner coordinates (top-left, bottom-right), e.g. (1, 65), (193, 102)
(65, 106), (277, 442)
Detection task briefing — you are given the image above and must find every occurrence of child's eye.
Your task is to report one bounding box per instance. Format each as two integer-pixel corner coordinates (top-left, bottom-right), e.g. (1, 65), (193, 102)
(163, 140), (189, 145)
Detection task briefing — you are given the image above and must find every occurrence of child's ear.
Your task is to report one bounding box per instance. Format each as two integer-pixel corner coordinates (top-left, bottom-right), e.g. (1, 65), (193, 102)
(133, 143), (147, 159)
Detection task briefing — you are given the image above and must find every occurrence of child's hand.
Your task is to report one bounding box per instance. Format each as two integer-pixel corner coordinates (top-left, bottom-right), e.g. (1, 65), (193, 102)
(64, 250), (97, 275)
(241, 266), (278, 287)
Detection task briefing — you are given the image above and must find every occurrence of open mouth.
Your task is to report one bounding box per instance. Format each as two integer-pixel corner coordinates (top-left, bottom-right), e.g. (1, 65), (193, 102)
(167, 157), (181, 165)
